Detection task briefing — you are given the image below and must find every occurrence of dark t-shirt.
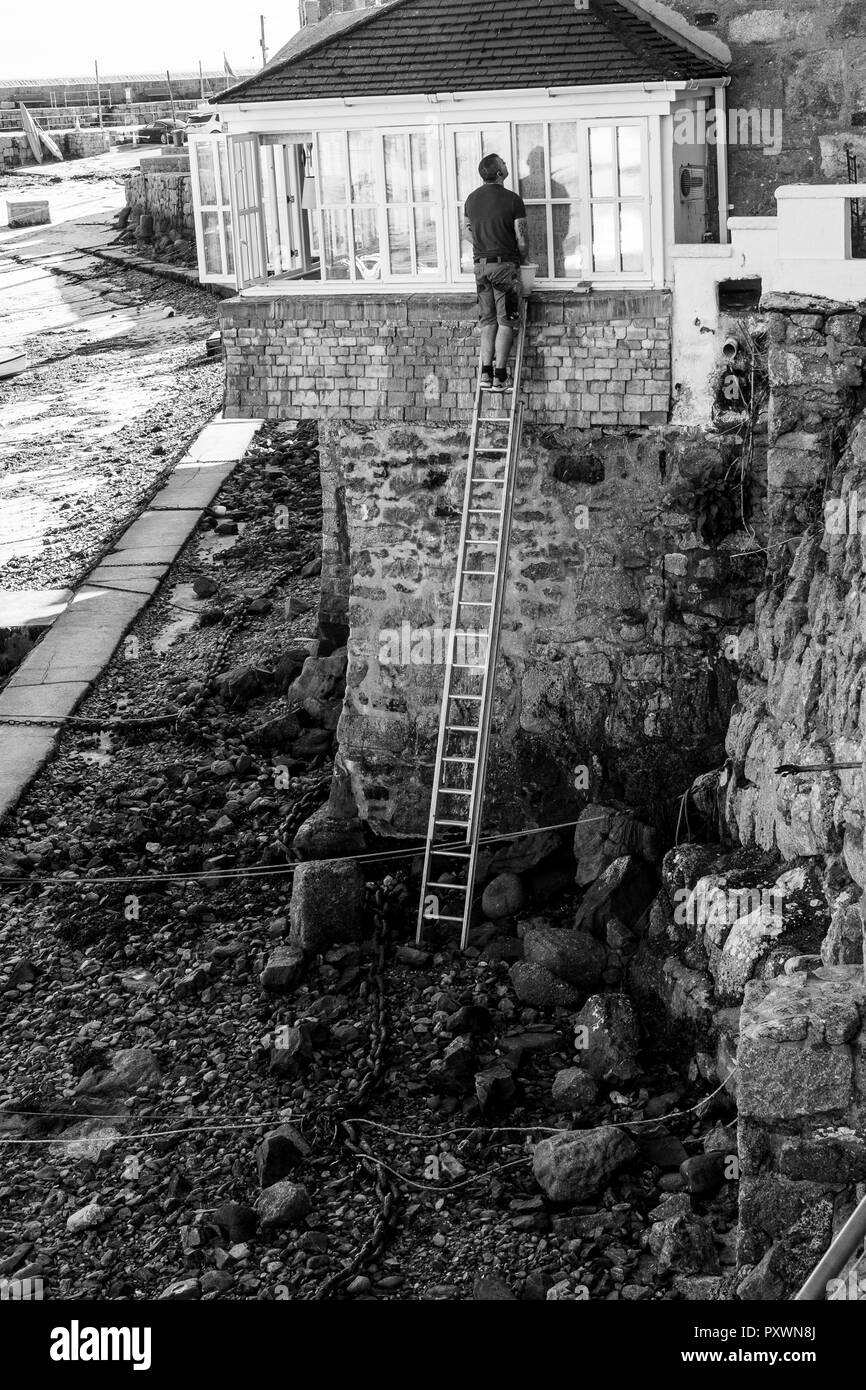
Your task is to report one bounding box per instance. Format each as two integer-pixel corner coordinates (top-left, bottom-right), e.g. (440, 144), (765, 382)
(464, 183), (527, 260)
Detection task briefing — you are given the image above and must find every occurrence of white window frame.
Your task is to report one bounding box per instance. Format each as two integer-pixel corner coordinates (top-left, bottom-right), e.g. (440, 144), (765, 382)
(189, 133), (235, 286)
(313, 125), (446, 285)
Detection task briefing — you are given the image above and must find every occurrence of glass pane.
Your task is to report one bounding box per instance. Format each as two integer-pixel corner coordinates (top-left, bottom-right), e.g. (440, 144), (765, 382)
(481, 126), (508, 159)
(592, 202), (617, 273)
(617, 126), (642, 198)
(387, 207), (412, 275)
(322, 207), (351, 279)
(353, 207), (381, 280)
(526, 204), (549, 278)
(517, 122), (545, 200)
(589, 127), (615, 198)
(619, 203), (645, 272)
(414, 206), (439, 275)
(550, 122), (580, 198)
(348, 130), (378, 203)
(318, 133), (348, 204)
(411, 132), (435, 203)
(454, 130), (478, 203)
(384, 135), (409, 204)
(553, 203), (584, 278)
(196, 144), (217, 206)
(223, 213), (234, 274)
(201, 210), (222, 274)
(218, 142), (230, 204)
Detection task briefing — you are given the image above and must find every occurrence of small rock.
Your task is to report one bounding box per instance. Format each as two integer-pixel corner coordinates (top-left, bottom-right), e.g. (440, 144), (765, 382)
(159, 1277), (201, 1300)
(261, 944), (306, 993)
(474, 1062), (517, 1115)
(473, 1274), (518, 1300)
(192, 576), (218, 598)
(289, 860), (365, 951)
(396, 945), (432, 969)
(647, 1214), (720, 1276)
(551, 1067), (598, 1112)
(523, 926), (606, 988)
(510, 961), (581, 1009)
(574, 994), (641, 1084)
(680, 1151), (729, 1200)
(256, 1124), (312, 1187)
(212, 1202), (258, 1243)
(532, 1126), (639, 1201)
(255, 1181), (312, 1230)
(201, 1270), (235, 1294)
(66, 1202), (109, 1233)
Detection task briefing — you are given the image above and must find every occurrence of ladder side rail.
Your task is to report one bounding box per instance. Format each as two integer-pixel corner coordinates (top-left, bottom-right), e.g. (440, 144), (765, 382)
(416, 367), (488, 940)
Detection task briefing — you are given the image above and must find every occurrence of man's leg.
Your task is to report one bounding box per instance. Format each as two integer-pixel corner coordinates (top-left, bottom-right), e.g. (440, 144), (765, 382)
(491, 263), (522, 371)
(493, 324), (514, 371)
(475, 265), (497, 380)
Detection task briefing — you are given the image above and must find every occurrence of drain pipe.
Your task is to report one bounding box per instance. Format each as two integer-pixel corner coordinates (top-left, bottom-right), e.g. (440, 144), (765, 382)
(794, 1192), (866, 1300)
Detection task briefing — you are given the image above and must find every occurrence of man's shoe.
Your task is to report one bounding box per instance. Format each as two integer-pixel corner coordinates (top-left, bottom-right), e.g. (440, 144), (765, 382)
(480, 367), (494, 390)
(492, 373), (511, 393)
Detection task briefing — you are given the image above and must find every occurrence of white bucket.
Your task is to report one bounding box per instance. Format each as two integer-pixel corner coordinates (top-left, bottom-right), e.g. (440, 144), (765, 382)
(520, 263), (539, 292)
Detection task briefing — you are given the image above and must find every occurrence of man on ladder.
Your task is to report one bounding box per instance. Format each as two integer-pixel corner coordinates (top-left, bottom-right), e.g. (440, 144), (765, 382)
(463, 153), (529, 393)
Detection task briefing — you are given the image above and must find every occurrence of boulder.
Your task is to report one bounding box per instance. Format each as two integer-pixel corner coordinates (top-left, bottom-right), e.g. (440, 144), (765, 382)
(573, 804), (657, 886)
(212, 1202), (258, 1243)
(821, 891), (864, 967)
(256, 1124), (312, 1188)
(287, 650), (347, 711)
(737, 1199), (833, 1300)
(551, 1067), (598, 1112)
(255, 1180), (311, 1230)
(574, 994), (641, 1084)
(647, 1215), (720, 1276)
(523, 926), (606, 988)
(533, 1125), (639, 1202)
(292, 805), (366, 860)
(575, 855), (657, 935)
(482, 872), (526, 919)
(75, 1047), (160, 1097)
(510, 961), (581, 1009)
(289, 859), (365, 951)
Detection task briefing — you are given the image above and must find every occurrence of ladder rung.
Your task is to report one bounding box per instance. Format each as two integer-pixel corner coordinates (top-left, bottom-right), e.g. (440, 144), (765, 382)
(461, 569), (495, 576)
(433, 850), (472, 859)
(466, 540), (499, 547)
(471, 476), (506, 483)
(446, 724), (480, 732)
(438, 786), (472, 795)
(468, 508), (503, 515)
(479, 416), (511, 423)
(435, 819), (470, 827)
(426, 914), (466, 924)
(443, 756), (475, 763)
(427, 881), (469, 892)
(448, 693), (483, 701)
(458, 601), (493, 607)
(451, 662), (486, 669)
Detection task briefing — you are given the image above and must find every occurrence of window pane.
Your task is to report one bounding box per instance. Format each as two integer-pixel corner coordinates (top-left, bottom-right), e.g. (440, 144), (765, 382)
(322, 207), (351, 279)
(196, 145), (217, 205)
(223, 213), (234, 274)
(517, 123), (545, 200)
(348, 130), (378, 203)
(617, 126), (642, 198)
(384, 135), (408, 203)
(553, 203), (584, 278)
(411, 132), (435, 203)
(526, 204), (549, 278)
(458, 211), (474, 273)
(619, 203), (645, 272)
(589, 127), (615, 198)
(353, 207), (381, 280)
(414, 206), (439, 275)
(387, 207), (412, 275)
(218, 142), (230, 203)
(454, 131), (477, 203)
(592, 202), (617, 273)
(318, 133), (348, 204)
(550, 122), (580, 198)
(481, 126), (508, 160)
(201, 210), (222, 274)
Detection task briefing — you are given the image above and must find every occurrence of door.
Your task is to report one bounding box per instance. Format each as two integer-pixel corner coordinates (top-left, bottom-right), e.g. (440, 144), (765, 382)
(229, 134), (268, 289)
(444, 124), (511, 279)
(189, 134), (235, 286)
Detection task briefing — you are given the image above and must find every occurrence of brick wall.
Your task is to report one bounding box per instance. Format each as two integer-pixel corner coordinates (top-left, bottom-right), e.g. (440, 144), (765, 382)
(220, 290), (672, 429)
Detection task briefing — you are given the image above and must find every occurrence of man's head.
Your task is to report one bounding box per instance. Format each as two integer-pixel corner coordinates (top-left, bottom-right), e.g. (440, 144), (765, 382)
(479, 153), (508, 185)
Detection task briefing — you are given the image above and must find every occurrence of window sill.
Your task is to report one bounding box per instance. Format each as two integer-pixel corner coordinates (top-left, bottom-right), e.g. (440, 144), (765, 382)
(239, 277), (661, 298)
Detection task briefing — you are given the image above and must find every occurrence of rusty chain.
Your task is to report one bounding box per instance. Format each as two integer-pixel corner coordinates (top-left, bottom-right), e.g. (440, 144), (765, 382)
(308, 874), (407, 1301)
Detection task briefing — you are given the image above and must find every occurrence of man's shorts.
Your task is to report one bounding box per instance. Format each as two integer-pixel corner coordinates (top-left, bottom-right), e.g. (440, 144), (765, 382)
(474, 258), (522, 328)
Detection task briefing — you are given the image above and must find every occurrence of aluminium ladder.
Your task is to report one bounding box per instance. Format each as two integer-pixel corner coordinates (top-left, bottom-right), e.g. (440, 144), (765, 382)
(416, 298), (528, 949)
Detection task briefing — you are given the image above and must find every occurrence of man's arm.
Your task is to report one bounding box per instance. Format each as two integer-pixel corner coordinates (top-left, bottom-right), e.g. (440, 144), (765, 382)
(515, 217), (529, 263)
(462, 214), (476, 254)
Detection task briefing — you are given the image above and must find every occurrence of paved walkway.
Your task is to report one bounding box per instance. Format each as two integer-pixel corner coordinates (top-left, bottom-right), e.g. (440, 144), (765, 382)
(0, 414), (262, 822)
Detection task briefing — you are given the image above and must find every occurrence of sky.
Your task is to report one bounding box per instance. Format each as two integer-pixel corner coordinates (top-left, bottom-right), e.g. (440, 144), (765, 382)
(0, 1), (300, 78)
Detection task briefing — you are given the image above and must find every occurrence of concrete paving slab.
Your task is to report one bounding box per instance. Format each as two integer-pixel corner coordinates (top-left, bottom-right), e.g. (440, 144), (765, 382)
(184, 417), (262, 463)
(0, 414), (263, 823)
(0, 588), (72, 628)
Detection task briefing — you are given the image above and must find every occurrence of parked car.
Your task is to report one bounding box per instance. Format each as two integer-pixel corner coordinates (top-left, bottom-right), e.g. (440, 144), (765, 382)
(138, 118), (188, 145)
(185, 110), (218, 133)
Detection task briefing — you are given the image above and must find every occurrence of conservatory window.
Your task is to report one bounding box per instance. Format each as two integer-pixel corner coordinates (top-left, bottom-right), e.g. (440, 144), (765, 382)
(315, 128), (443, 282)
(192, 138), (234, 282)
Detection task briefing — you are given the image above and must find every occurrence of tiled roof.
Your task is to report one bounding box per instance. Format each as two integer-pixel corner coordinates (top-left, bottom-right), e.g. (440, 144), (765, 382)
(264, 7), (389, 71)
(217, 0), (725, 104)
